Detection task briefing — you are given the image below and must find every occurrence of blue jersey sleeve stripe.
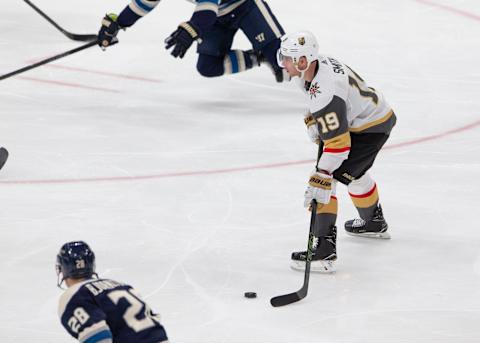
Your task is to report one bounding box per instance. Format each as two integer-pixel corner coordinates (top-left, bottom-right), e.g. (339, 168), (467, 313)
(82, 330), (113, 343)
(133, 0), (156, 12)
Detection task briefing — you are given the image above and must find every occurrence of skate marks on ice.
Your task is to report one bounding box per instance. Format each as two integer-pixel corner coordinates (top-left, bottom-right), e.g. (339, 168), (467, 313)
(295, 308), (480, 342)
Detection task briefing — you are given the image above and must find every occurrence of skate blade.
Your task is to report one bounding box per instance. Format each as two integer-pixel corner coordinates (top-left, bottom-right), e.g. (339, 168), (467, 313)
(346, 231), (391, 239)
(290, 260), (336, 273)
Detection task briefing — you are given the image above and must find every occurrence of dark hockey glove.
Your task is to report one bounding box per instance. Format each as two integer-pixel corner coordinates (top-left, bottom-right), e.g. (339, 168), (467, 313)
(165, 21), (200, 58)
(98, 13), (121, 49)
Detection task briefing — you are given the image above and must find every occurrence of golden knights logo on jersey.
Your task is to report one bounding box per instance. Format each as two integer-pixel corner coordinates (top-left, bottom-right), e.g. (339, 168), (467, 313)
(309, 82), (321, 99)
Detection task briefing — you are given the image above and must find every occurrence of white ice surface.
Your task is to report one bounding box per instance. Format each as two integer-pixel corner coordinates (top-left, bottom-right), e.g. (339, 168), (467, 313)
(1, 0), (480, 342)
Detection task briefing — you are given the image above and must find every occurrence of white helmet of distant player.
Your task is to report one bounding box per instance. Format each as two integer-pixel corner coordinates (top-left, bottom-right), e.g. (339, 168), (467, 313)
(277, 31), (319, 74)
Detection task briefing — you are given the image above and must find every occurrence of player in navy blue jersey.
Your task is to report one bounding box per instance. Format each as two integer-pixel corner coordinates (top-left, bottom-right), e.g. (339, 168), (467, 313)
(98, 0), (288, 82)
(56, 241), (169, 343)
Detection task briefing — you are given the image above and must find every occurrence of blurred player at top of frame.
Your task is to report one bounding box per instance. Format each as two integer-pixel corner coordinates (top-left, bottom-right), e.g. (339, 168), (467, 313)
(98, 0), (289, 82)
(56, 241), (169, 343)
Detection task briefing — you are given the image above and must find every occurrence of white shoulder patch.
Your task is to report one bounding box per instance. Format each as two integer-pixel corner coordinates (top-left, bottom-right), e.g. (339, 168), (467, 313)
(308, 57), (348, 113)
(307, 72), (334, 113)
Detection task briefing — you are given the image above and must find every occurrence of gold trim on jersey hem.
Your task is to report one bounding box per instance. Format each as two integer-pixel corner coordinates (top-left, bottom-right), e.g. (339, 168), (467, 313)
(323, 132), (351, 150)
(349, 110), (394, 133)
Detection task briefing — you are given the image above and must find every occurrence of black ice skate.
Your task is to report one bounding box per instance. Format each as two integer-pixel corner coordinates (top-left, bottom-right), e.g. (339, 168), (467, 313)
(291, 227), (337, 273)
(248, 50), (290, 83)
(344, 204), (390, 239)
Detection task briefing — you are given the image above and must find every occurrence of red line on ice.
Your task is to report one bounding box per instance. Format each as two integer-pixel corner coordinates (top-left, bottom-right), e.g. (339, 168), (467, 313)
(18, 76), (120, 93)
(415, 0), (480, 21)
(42, 64), (163, 84)
(1, 119), (479, 185)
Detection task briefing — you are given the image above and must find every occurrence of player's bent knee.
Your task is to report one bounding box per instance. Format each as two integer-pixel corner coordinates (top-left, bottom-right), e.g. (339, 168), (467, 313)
(196, 56), (224, 77)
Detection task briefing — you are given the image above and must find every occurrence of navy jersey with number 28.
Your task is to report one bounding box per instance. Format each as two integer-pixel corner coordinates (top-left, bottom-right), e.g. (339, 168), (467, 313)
(58, 279), (168, 343)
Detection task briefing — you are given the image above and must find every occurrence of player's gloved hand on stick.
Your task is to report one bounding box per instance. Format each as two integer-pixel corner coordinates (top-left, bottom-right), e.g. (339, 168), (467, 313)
(98, 13), (121, 49)
(304, 170), (333, 208)
(304, 112), (320, 144)
(165, 21), (200, 58)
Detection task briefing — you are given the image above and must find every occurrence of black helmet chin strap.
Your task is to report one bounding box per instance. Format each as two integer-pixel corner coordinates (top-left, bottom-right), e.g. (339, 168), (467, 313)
(56, 272), (66, 290)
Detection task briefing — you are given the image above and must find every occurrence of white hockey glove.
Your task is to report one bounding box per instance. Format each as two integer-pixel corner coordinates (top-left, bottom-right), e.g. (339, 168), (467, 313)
(304, 112), (320, 144)
(304, 170), (333, 208)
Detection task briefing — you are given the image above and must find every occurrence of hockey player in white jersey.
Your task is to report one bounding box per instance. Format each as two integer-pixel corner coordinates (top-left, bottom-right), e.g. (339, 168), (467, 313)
(277, 31), (397, 273)
(97, 0), (287, 82)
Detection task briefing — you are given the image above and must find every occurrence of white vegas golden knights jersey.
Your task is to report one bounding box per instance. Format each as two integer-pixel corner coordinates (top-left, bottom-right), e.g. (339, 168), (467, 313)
(299, 55), (396, 173)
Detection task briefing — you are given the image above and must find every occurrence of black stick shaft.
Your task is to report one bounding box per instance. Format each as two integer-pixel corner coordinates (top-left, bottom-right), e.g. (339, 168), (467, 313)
(23, 0), (97, 41)
(0, 41), (97, 81)
(316, 141), (324, 170)
(270, 141), (325, 307)
(302, 199), (317, 291)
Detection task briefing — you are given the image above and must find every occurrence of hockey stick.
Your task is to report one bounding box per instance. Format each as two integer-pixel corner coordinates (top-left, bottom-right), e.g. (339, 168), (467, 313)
(270, 142), (324, 307)
(23, 0), (97, 42)
(270, 199), (317, 307)
(0, 40), (98, 81)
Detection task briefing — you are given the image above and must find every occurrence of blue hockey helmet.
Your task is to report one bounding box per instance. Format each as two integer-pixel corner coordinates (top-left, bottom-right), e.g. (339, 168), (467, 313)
(56, 241), (96, 287)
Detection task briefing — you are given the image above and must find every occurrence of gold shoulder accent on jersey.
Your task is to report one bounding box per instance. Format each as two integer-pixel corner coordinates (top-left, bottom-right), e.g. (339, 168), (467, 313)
(349, 110), (394, 133)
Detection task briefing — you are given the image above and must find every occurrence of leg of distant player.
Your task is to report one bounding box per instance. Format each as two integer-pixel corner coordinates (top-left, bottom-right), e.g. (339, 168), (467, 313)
(239, 0), (287, 82)
(196, 0), (286, 81)
(196, 19), (259, 77)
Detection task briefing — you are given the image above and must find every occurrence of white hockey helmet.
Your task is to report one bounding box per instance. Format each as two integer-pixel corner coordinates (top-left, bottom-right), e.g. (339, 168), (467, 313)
(277, 31), (319, 72)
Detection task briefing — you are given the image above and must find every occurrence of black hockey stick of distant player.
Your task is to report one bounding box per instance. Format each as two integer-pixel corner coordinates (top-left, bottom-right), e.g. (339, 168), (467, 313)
(23, 0), (97, 42)
(0, 40), (97, 81)
(270, 142), (324, 307)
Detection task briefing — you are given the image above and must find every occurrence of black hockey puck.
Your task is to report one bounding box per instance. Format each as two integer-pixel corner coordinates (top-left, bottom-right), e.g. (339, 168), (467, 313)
(244, 292), (257, 299)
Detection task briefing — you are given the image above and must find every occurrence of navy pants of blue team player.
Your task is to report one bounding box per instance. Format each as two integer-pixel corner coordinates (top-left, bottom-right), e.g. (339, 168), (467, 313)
(196, 0), (285, 77)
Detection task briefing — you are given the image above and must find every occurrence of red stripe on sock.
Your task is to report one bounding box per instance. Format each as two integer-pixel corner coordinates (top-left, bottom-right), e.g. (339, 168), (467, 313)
(349, 184), (377, 198)
(324, 147), (351, 153)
